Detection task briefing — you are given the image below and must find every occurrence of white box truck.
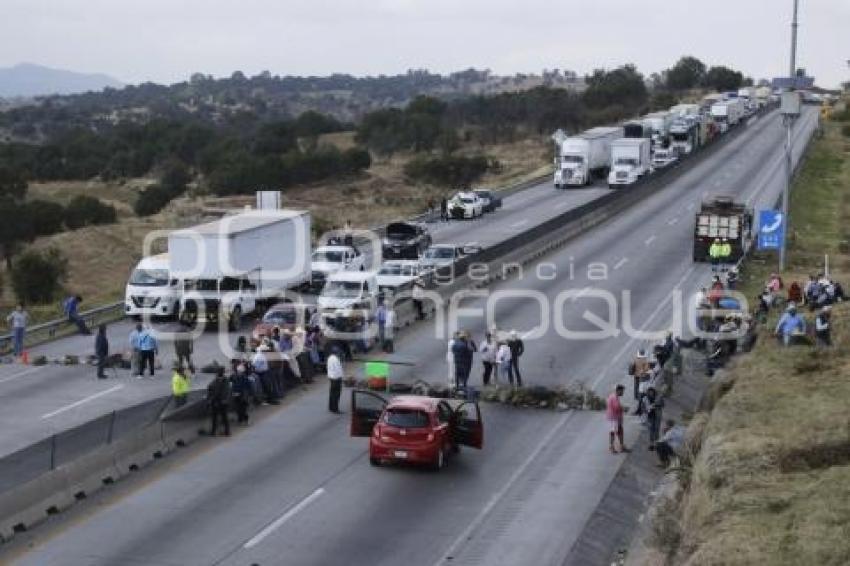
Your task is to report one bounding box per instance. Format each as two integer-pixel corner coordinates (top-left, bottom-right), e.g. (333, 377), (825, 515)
(642, 112), (672, 147)
(554, 126), (622, 188)
(124, 253), (182, 319)
(170, 209), (312, 330)
(710, 101), (744, 132)
(607, 138), (651, 187)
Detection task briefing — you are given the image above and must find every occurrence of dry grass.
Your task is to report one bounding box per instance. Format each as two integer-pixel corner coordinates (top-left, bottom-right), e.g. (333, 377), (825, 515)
(2, 137), (550, 323)
(660, 117), (850, 565)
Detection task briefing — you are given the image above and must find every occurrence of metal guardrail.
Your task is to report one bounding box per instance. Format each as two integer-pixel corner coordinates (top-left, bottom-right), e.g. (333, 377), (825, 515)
(0, 302), (125, 355)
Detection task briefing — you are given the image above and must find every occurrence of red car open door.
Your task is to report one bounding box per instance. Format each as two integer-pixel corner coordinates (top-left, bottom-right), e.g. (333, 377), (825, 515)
(451, 401), (483, 449)
(350, 390), (387, 436)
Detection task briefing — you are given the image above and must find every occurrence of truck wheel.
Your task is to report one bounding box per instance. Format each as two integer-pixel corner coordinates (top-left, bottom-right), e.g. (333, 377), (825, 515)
(228, 307), (241, 332)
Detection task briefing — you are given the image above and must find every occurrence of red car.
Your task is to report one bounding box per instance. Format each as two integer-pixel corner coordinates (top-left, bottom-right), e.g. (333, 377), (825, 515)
(350, 391), (483, 470)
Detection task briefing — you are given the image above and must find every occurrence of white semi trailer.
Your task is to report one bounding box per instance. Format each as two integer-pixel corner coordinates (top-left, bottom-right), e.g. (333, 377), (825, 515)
(553, 126), (622, 188)
(607, 138), (651, 188)
(170, 209), (312, 330)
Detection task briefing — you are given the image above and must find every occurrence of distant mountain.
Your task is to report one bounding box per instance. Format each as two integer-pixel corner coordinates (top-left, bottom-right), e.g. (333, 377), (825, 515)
(0, 63), (123, 97)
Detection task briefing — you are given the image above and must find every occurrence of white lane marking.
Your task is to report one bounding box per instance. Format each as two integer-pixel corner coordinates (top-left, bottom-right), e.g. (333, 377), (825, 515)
(0, 366), (44, 384)
(509, 219), (529, 229)
(432, 413), (572, 566)
(244, 488), (325, 549)
(593, 264), (697, 390)
(41, 385), (124, 419)
(644, 235), (656, 246)
(667, 217), (679, 226)
(613, 257), (628, 270)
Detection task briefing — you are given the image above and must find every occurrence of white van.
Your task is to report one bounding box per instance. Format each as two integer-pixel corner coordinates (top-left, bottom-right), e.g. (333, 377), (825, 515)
(124, 254), (182, 318)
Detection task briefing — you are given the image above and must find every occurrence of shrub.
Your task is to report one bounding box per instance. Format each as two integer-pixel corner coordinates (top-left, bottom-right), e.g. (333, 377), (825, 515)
(134, 184), (177, 217)
(403, 154), (491, 187)
(11, 247), (68, 304)
(65, 195), (117, 229)
(842, 124), (850, 138)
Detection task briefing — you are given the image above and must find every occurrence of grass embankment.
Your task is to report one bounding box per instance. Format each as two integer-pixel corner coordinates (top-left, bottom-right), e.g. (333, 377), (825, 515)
(0, 135), (549, 325)
(651, 115), (850, 565)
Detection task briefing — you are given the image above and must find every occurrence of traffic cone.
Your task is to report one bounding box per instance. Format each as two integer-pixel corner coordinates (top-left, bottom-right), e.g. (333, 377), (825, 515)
(21, 350), (29, 365)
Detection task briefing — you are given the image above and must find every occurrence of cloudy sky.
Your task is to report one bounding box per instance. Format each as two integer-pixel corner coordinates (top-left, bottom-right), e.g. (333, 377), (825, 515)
(2, 0), (848, 87)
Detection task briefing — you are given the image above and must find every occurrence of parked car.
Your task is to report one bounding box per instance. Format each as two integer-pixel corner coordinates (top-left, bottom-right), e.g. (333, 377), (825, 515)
(420, 244), (466, 271)
(252, 302), (316, 342)
(448, 192), (484, 219)
(310, 245), (365, 289)
(351, 391), (483, 470)
(382, 222), (431, 260)
(473, 189), (503, 213)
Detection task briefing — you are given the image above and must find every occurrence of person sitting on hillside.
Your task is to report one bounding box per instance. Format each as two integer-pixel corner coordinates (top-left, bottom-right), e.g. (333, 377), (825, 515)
(788, 281), (803, 305)
(766, 273), (783, 294)
(656, 419), (686, 468)
(775, 303), (806, 346)
(833, 280), (846, 302)
(804, 275), (818, 305)
(815, 306), (832, 348)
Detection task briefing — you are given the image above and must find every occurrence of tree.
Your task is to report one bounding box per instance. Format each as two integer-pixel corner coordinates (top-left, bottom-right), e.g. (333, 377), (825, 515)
(403, 154), (490, 187)
(665, 56), (707, 90)
(702, 66), (745, 91)
(11, 247), (68, 304)
(134, 184), (175, 217)
(583, 65), (647, 111)
(0, 196), (32, 269)
(65, 195), (117, 229)
(0, 165), (28, 200)
(159, 159), (190, 193)
(25, 200), (66, 237)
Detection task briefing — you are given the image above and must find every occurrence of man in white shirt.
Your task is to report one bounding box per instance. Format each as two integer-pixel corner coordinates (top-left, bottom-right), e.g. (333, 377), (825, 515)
(327, 349), (344, 413)
(383, 307), (395, 353)
(6, 303), (29, 358)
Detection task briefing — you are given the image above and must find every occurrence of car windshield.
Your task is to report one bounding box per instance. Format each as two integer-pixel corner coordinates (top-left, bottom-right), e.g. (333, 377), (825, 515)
(263, 309), (297, 324)
(386, 224), (416, 238)
(184, 279), (218, 292)
(129, 268), (169, 286)
(314, 251), (343, 263)
(459, 197), (474, 204)
(425, 248), (454, 259)
(562, 155), (583, 164)
(616, 158), (638, 166)
(384, 408), (430, 428)
(379, 265), (403, 275)
(322, 281), (362, 298)
(475, 191), (491, 199)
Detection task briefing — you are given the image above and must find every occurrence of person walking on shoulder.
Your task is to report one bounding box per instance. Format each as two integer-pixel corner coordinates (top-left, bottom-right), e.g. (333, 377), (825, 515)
(6, 303), (29, 358)
(606, 384), (629, 454)
(507, 330), (524, 387)
(95, 324), (109, 379)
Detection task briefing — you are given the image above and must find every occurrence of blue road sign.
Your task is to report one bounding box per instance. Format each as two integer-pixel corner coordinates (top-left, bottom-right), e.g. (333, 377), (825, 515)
(758, 209), (785, 251)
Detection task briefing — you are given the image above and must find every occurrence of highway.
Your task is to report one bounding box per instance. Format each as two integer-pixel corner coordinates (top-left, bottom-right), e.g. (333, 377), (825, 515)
(0, 107), (818, 566)
(0, 171), (610, 458)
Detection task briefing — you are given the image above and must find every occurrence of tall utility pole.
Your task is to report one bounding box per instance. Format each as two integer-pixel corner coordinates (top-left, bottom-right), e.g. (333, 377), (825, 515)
(790, 0), (799, 78)
(780, 0), (801, 272)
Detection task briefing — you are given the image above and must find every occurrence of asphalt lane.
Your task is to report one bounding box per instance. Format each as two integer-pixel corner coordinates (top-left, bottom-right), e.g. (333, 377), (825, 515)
(2, 108), (819, 566)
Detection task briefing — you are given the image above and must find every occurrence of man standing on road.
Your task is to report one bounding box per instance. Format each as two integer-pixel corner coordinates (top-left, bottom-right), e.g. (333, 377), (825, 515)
(137, 325), (158, 377)
(383, 306), (395, 353)
(327, 348), (343, 413)
(507, 330), (524, 387)
(6, 303), (29, 358)
(171, 363), (190, 407)
(174, 324), (195, 372)
(129, 324), (142, 375)
(452, 331), (476, 391)
(446, 332), (458, 389)
(479, 332), (496, 386)
(376, 302), (387, 349)
(629, 349), (650, 404)
(708, 238), (722, 272)
(63, 295), (91, 335)
(606, 384), (629, 454)
(207, 368), (232, 436)
(440, 197), (448, 222)
(95, 324), (109, 379)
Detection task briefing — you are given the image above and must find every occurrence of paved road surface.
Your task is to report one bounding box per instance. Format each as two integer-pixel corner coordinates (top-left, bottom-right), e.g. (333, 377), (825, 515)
(1, 108), (818, 566)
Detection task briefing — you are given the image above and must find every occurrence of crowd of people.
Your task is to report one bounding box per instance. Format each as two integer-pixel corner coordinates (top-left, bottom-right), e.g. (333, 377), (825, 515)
(446, 329), (525, 393)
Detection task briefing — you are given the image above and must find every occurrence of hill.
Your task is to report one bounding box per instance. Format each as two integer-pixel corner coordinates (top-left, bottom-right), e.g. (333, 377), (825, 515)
(0, 62), (123, 98)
